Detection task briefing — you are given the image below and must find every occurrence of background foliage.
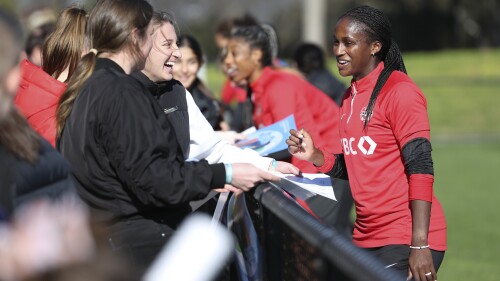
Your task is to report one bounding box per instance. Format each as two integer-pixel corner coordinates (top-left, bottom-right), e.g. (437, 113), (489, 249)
(6, 0), (500, 59)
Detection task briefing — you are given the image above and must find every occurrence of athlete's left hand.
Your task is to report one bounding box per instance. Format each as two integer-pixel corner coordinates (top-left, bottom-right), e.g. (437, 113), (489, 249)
(407, 248), (436, 281)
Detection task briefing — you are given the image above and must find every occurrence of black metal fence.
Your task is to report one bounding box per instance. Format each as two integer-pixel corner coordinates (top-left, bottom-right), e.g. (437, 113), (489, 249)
(234, 181), (402, 281)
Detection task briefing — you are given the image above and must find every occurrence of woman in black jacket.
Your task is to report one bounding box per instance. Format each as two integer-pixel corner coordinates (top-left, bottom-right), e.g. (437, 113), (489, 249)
(56, 0), (277, 274)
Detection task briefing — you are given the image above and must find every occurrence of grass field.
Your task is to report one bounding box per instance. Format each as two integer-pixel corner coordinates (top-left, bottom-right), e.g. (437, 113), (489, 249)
(433, 142), (500, 280)
(206, 48), (500, 280)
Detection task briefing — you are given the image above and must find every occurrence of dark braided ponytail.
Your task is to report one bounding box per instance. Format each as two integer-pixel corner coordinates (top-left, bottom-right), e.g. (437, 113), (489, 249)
(341, 5), (407, 129)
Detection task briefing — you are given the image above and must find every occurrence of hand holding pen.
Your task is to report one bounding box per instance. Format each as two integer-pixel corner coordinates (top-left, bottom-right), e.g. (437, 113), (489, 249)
(287, 128), (313, 157)
(286, 128), (325, 167)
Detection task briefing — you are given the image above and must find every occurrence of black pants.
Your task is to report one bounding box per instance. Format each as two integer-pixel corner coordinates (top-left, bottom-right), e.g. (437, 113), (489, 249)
(106, 209), (189, 276)
(366, 244), (445, 280)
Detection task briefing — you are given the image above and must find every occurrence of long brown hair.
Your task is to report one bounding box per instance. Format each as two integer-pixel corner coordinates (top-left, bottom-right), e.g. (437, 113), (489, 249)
(56, 0), (153, 138)
(42, 6), (88, 83)
(0, 8), (40, 162)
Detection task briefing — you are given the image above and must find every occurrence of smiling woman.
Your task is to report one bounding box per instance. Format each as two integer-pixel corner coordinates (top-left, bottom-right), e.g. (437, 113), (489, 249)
(173, 34), (226, 130)
(142, 13), (181, 82)
(287, 5), (447, 281)
(131, 11), (298, 173)
(223, 25), (342, 173)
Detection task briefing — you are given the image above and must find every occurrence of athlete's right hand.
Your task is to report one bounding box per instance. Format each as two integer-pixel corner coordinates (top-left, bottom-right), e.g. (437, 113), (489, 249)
(286, 128), (325, 166)
(287, 128), (315, 160)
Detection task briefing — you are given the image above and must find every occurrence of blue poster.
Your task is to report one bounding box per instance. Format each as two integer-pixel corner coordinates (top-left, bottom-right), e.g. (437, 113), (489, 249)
(235, 115), (296, 156)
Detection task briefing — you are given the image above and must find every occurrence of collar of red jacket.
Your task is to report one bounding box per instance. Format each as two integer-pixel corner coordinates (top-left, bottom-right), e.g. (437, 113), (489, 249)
(249, 66), (275, 97)
(350, 61), (385, 96)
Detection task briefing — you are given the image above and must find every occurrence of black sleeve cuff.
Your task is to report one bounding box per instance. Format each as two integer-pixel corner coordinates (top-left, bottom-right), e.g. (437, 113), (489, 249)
(326, 154), (349, 180)
(209, 163), (226, 189)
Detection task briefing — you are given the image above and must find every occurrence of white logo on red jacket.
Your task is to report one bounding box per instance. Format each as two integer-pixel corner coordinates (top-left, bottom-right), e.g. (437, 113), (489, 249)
(360, 106), (372, 122)
(342, 136), (377, 155)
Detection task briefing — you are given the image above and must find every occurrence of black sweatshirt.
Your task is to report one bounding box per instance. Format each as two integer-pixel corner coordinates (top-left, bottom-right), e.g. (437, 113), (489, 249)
(59, 59), (225, 223)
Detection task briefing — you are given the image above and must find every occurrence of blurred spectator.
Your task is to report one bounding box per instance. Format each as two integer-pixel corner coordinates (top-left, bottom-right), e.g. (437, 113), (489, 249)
(260, 23), (303, 77)
(0, 198), (95, 281)
(25, 22), (55, 66)
(15, 7), (88, 147)
(214, 13), (258, 51)
(24, 7), (56, 32)
(41, 6), (88, 83)
(173, 34), (228, 131)
(293, 42), (346, 106)
(0, 7), (75, 221)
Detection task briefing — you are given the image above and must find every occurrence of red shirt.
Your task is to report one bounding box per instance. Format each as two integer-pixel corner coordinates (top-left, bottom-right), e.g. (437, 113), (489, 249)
(14, 60), (66, 147)
(321, 63), (446, 250)
(250, 67), (341, 172)
(220, 78), (247, 105)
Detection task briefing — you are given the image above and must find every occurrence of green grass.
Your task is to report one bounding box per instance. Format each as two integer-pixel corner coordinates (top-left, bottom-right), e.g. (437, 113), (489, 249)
(405, 49), (500, 136)
(327, 48), (500, 136)
(206, 49), (500, 280)
(433, 142), (500, 280)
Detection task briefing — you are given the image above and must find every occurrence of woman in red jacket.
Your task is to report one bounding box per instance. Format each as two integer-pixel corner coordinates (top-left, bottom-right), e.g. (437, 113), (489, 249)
(14, 7), (87, 147)
(287, 5), (446, 280)
(223, 25), (342, 173)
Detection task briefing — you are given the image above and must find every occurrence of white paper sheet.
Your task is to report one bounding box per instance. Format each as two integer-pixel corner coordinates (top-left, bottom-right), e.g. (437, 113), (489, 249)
(272, 172), (336, 201)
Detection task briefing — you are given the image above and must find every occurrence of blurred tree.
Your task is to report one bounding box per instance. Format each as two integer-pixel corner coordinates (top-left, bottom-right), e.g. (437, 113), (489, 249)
(7, 0), (499, 60)
(0, 0), (16, 12)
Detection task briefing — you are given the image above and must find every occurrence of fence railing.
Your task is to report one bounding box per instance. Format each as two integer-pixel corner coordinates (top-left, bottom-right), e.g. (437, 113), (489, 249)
(234, 181), (402, 281)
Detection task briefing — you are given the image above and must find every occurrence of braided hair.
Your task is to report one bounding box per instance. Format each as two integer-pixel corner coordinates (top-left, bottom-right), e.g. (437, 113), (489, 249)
(230, 25), (273, 67)
(341, 5), (407, 129)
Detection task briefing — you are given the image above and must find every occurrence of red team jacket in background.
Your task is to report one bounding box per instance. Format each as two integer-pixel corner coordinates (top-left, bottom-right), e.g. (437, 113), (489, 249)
(14, 60), (67, 147)
(220, 78), (247, 105)
(250, 67), (342, 173)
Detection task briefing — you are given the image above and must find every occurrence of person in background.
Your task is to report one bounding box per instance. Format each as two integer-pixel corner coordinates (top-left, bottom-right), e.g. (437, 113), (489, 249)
(0, 8), (75, 221)
(173, 34), (228, 131)
(41, 7), (88, 83)
(56, 1), (278, 274)
(0, 199), (99, 281)
(1, 10), (130, 280)
(214, 14), (259, 131)
(15, 6), (88, 147)
(287, 5), (446, 280)
(224, 24), (353, 230)
(224, 25), (342, 173)
(24, 22), (55, 66)
(293, 42), (346, 106)
(214, 14), (258, 55)
(260, 23), (303, 77)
